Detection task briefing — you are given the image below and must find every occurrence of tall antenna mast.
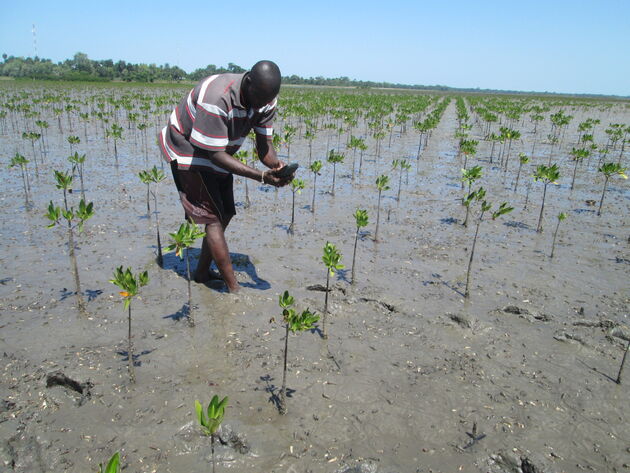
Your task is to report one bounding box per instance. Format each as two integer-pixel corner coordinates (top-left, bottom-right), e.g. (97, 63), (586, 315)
(32, 24), (37, 58)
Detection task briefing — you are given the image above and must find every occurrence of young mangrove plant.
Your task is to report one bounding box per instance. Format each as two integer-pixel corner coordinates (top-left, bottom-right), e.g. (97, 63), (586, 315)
(374, 174), (390, 242)
(351, 209), (369, 285)
(67, 135), (80, 154)
(46, 170), (94, 315)
(463, 188), (513, 298)
(460, 165), (482, 227)
(327, 149), (344, 196)
(288, 178), (305, 234)
(533, 163), (560, 233)
(513, 153), (529, 193)
(107, 123), (124, 164)
(392, 159), (412, 202)
(22, 131), (41, 176)
(322, 242), (344, 338)
(195, 395), (228, 473)
(68, 152), (86, 201)
(167, 220), (206, 326)
(234, 150), (251, 207)
(309, 160), (323, 213)
(139, 166), (167, 265)
(550, 212), (567, 259)
(109, 266), (149, 383)
(569, 147), (590, 191)
(8, 153), (31, 207)
(597, 163), (627, 216)
(98, 452), (120, 473)
(278, 291), (319, 414)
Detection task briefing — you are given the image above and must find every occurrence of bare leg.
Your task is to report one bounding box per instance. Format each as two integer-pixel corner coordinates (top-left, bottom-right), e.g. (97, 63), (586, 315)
(194, 237), (220, 283)
(203, 220), (239, 293)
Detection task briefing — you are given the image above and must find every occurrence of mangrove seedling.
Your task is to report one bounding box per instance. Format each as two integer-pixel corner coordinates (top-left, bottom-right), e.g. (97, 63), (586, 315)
(392, 159), (412, 201)
(533, 163), (560, 233)
(322, 242), (343, 338)
(106, 123), (124, 163)
(374, 174), (390, 242)
(463, 188), (513, 298)
(513, 153), (529, 193)
(550, 212), (567, 259)
(288, 178), (305, 234)
(22, 131), (41, 176)
(139, 166), (167, 265)
(98, 452), (120, 473)
(68, 152), (87, 201)
(309, 160), (323, 213)
(278, 291), (319, 414)
(569, 147), (590, 191)
(461, 165), (482, 227)
(195, 395), (229, 473)
(327, 149), (345, 196)
(234, 150), (251, 207)
(46, 170), (94, 315)
(109, 266), (149, 383)
(167, 221), (206, 326)
(351, 209), (369, 285)
(8, 153), (31, 207)
(597, 163), (627, 216)
(67, 135), (80, 154)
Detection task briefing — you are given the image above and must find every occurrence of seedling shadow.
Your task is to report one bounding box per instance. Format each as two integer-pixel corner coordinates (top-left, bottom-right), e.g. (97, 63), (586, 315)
(163, 302), (191, 322)
(440, 217), (458, 225)
(577, 359), (618, 383)
(117, 348), (154, 367)
(59, 288), (103, 302)
(503, 220), (532, 230)
(424, 273), (465, 297)
(260, 374), (295, 411)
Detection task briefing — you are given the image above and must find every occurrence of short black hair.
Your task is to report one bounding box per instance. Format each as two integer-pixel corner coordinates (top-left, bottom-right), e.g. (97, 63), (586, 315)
(249, 60), (281, 100)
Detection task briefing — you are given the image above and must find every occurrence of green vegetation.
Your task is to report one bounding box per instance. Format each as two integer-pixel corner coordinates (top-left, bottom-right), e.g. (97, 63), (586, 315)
(351, 209), (369, 285)
(195, 395), (228, 473)
(374, 174), (390, 242)
(533, 164), (560, 232)
(597, 163), (627, 216)
(45, 170), (94, 315)
(289, 178), (305, 234)
(138, 166), (167, 265)
(278, 291), (319, 414)
(167, 221), (206, 326)
(109, 266), (149, 383)
(463, 188), (513, 298)
(97, 452), (120, 473)
(322, 242), (344, 338)
(550, 212), (567, 259)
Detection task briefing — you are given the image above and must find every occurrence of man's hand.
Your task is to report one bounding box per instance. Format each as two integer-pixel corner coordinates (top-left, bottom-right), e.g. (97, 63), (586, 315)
(264, 167), (294, 187)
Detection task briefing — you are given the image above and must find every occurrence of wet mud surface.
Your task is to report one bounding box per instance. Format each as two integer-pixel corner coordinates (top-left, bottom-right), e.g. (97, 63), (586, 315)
(0, 83), (629, 472)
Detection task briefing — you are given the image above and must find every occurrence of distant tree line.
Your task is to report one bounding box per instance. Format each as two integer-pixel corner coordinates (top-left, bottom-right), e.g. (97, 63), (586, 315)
(0, 52), (247, 83)
(0, 51), (446, 90)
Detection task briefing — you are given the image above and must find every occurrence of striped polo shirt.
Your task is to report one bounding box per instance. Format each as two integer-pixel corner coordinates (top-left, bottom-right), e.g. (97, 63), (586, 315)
(159, 73), (276, 174)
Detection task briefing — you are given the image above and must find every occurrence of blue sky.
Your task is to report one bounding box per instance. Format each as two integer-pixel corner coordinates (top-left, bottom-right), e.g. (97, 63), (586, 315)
(1, 0), (629, 96)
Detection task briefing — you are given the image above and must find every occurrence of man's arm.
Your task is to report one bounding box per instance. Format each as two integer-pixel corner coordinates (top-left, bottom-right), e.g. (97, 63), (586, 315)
(255, 134), (283, 170)
(206, 150), (289, 187)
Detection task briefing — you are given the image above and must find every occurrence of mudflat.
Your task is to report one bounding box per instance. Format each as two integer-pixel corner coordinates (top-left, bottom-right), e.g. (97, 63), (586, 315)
(1, 83), (629, 472)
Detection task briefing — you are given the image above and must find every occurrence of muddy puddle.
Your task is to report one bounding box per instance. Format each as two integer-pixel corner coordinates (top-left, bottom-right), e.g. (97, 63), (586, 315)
(1, 83), (629, 472)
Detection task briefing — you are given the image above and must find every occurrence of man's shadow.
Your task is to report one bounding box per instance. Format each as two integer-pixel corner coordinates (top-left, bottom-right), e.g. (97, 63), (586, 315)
(161, 248), (270, 291)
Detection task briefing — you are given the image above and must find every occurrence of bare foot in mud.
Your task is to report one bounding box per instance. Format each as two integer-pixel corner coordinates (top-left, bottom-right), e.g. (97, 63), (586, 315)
(194, 269), (223, 284)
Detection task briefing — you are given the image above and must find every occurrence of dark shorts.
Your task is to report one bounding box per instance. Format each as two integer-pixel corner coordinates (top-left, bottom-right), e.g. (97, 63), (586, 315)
(170, 161), (235, 226)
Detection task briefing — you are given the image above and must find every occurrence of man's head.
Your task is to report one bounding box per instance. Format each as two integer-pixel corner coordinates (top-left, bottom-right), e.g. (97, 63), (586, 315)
(242, 60), (281, 109)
